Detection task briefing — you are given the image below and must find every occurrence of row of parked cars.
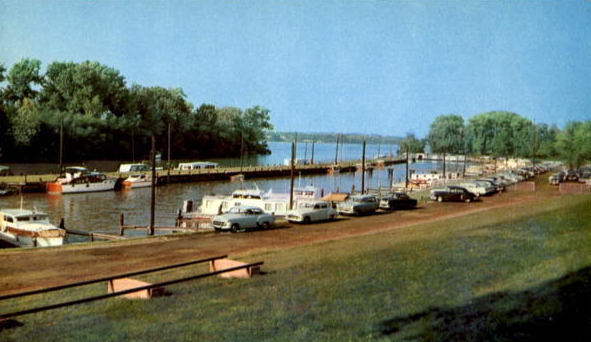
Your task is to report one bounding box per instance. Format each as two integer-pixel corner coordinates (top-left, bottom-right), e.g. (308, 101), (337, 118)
(429, 164), (552, 203)
(548, 166), (591, 185)
(210, 163), (559, 232)
(211, 192), (418, 233)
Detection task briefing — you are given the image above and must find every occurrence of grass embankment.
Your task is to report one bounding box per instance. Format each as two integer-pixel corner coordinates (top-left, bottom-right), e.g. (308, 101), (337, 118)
(1, 194), (590, 342)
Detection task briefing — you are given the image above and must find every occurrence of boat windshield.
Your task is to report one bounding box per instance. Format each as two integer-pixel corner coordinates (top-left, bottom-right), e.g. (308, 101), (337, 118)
(16, 215), (47, 222)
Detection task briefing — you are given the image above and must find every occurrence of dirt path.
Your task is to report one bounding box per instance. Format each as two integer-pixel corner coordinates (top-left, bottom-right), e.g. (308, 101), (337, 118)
(0, 179), (572, 296)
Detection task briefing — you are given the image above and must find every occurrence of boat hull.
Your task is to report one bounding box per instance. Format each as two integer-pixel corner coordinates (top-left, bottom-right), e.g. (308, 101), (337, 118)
(0, 231), (64, 247)
(47, 179), (116, 194)
(122, 180), (153, 189)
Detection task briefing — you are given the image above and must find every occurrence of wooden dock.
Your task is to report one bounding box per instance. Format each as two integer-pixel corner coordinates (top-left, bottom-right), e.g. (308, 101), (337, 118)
(0, 157), (408, 194)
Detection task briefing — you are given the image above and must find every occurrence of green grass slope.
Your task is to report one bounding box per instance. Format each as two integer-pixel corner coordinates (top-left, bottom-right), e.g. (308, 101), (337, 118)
(1, 195), (590, 342)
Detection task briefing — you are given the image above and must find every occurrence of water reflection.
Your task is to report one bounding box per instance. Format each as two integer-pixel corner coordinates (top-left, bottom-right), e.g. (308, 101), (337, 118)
(0, 160), (465, 241)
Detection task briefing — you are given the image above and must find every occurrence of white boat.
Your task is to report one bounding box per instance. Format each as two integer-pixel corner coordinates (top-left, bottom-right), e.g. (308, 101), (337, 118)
(46, 167), (116, 194)
(189, 185), (320, 217)
(118, 163), (150, 173)
(0, 208), (66, 247)
(177, 161), (219, 170)
(122, 173), (154, 189)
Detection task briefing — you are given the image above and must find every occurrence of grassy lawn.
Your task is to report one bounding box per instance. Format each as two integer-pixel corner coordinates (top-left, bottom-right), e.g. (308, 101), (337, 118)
(1, 194), (590, 342)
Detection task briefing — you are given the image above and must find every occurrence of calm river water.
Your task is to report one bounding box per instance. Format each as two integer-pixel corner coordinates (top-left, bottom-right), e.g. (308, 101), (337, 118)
(0, 141), (465, 243)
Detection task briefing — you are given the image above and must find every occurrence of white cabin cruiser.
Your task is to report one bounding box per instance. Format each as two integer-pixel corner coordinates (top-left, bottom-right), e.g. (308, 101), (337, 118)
(191, 185), (320, 217)
(46, 166), (116, 194)
(0, 209), (66, 247)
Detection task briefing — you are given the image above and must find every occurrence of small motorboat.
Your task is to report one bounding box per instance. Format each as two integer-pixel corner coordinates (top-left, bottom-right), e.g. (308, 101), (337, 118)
(0, 208), (66, 247)
(122, 173), (155, 189)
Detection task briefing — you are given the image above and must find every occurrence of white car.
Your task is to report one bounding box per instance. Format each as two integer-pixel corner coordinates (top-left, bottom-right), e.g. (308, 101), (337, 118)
(286, 201), (337, 223)
(212, 206), (274, 233)
(457, 182), (487, 196)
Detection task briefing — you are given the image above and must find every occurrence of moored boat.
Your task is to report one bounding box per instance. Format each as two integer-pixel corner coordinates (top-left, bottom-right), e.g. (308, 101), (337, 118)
(122, 173), (154, 189)
(187, 185), (320, 217)
(0, 208), (66, 247)
(46, 166), (116, 194)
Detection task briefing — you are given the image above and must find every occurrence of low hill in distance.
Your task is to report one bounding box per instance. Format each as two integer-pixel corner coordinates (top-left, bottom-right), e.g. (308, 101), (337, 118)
(267, 132), (403, 145)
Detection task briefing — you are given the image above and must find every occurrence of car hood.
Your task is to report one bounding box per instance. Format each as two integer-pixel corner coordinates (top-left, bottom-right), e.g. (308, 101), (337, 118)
(212, 213), (244, 221)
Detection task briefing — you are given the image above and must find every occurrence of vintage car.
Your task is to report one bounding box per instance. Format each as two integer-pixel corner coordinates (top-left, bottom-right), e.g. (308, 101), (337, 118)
(286, 201), (337, 223)
(476, 178), (505, 192)
(212, 205), (274, 233)
(565, 170), (579, 182)
(378, 192), (418, 210)
(456, 182), (490, 197)
(430, 186), (477, 203)
(337, 194), (379, 215)
(548, 172), (564, 185)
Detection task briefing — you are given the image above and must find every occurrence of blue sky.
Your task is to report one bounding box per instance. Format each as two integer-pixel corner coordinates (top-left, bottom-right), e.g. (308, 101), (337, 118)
(1, 0), (590, 137)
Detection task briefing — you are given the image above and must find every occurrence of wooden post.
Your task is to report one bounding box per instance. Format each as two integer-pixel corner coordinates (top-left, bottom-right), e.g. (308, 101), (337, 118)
(239, 131), (244, 173)
(443, 151), (446, 181)
(334, 134), (339, 165)
(167, 123), (171, 185)
(361, 140), (366, 194)
(405, 149), (409, 191)
(119, 213), (125, 236)
(149, 136), (156, 236)
(289, 141), (295, 210)
(58, 118), (63, 174)
(311, 137), (315, 165)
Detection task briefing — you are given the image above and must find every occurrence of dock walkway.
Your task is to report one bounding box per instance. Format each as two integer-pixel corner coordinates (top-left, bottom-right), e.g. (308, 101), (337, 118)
(0, 157), (408, 193)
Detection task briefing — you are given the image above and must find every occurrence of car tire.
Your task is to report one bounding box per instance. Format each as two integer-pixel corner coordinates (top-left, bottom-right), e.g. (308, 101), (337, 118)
(329, 214), (335, 221)
(261, 221), (270, 229)
(230, 224), (239, 233)
(465, 197), (471, 203)
(303, 216), (311, 224)
(437, 196), (443, 203)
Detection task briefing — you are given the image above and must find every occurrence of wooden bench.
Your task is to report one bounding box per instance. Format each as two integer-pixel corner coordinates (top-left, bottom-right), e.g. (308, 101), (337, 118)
(107, 278), (166, 299)
(209, 259), (262, 279)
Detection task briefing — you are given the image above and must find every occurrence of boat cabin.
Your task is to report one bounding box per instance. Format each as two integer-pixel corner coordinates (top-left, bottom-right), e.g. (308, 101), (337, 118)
(0, 209), (52, 229)
(119, 164), (150, 173)
(177, 162), (219, 170)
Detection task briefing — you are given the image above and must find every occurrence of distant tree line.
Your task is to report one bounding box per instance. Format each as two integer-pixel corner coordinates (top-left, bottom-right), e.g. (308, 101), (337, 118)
(267, 132), (401, 145)
(0, 58), (273, 163)
(424, 111), (591, 169)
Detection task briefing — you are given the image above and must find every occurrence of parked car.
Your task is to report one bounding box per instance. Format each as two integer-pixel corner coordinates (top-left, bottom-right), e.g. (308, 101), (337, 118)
(212, 206), (274, 232)
(548, 173), (563, 185)
(477, 178), (506, 192)
(457, 182), (487, 197)
(337, 194), (379, 215)
(286, 201), (337, 223)
(378, 192), (418, 210)
(430, 186), (477, 203)
(565, 170), (579, 182)
(578, 171), (591, 183)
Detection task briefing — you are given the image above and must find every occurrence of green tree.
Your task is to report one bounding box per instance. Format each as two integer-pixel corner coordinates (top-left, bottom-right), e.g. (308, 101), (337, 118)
(241, 105), (273, 155)
(465, 111), (534, 159)
(427, 114), (465, 155)
(398, 132), (425, 153)
(556, 121), (591, 169)
(535, 123), (559, 159)
(4, 58), (43, 103)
